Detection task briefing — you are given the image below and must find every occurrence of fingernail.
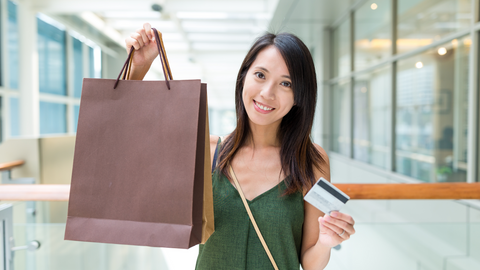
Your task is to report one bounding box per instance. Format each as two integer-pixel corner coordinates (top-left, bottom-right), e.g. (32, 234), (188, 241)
(324, 215), (330, 221)
(331, 212), (338, 217)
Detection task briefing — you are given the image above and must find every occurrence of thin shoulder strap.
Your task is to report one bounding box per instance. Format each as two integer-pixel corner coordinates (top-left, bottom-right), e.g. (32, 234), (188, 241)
(211, 137), (222, 173)
(229, 166), (279, 270)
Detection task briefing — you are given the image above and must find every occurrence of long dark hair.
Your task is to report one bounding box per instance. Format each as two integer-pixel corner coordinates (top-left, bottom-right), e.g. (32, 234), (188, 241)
(218, 32), (327, 195)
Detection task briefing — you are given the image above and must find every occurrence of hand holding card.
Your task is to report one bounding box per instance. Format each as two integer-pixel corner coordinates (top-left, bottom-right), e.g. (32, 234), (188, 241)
(304, 178), (350, 214)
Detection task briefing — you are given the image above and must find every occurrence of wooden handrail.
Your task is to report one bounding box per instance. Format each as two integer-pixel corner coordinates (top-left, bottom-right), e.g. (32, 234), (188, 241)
(0, 185), (70, 201)
(0, 183), (479, 201)
(335, 183), (480, 200)
(0, 160), (25, 171)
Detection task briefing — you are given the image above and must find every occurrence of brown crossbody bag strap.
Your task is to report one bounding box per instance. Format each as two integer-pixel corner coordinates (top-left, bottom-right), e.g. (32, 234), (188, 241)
(229, 166), (279, 270)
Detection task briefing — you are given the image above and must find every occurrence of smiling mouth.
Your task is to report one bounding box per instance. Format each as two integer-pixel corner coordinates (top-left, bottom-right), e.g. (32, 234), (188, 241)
(254, 100), (274, 111)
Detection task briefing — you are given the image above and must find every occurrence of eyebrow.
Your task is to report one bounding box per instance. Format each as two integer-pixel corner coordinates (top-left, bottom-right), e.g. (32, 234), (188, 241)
(255, 66), (291, 79)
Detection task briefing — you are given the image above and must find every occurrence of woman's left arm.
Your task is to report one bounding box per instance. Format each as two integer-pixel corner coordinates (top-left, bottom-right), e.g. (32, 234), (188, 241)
(300, 145), (356, 270)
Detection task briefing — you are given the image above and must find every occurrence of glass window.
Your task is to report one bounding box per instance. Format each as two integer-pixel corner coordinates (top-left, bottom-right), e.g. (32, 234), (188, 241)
(333, 19), (351, 78)
(354, 66), (392, 168)
(208, 108), (236, 137)
(40, 101), (67, 135)
(73, 37), (83, 98)
(10, 97), (20, 137)
(397, 0), (471, 54)
(89, 46), (102, 78)
(396, 36), (470, 182)
(74, 105), (80, 132)
(8, 0), (19, 89)
(0, 97), (2, 142)
(38, 17), (67, 95)
(332, 80), (351, 156)
(355, 0), (391, 71)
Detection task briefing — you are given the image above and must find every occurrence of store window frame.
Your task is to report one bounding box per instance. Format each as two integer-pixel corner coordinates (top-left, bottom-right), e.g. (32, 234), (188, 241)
(36, 14), (101, 136)
(0, 0), (22, 142)
(328, 0), (479, 183)
(0, 9), (102, 141)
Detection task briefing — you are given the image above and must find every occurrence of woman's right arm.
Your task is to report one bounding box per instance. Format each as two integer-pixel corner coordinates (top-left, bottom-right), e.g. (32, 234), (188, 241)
(124, 23), (160, 80)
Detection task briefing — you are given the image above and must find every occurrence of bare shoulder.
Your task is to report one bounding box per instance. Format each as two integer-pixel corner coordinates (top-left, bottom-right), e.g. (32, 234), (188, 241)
(210, 135), (220, 154)
(210, 135), (220, 148)
(313, 143), (330, 165)
(312, 143), (331, 182)
(209, 135), (220, 168)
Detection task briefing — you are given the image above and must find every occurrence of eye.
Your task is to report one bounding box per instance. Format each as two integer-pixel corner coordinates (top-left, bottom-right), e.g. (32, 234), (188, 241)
(254, 72), (265, 79)
(281, 81), (292, 88)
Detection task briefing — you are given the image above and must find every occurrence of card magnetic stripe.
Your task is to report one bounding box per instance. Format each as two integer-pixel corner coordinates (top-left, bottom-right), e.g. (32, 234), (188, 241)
(317, 181), (349, 203)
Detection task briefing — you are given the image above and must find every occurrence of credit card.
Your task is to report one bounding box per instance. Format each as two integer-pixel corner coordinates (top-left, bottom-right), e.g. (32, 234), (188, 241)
(304, 177), (350, 214)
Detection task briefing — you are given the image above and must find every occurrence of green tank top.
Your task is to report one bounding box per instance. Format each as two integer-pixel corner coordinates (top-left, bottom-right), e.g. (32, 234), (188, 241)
(196, 143), (304, 269)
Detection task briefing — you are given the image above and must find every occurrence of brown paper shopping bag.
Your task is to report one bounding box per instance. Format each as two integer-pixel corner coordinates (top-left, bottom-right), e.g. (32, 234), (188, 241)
(65, 29), (214, 249)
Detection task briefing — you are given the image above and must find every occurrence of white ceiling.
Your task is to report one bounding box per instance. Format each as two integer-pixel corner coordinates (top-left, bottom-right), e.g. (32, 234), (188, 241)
(34, 0), (353, 108)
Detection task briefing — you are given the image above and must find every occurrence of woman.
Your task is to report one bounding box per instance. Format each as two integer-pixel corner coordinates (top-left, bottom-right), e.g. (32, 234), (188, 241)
(126, 23), (355, 270)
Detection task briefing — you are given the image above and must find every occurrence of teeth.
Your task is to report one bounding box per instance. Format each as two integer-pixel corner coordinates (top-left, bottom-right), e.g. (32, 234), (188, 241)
(255, 101), (273, 111)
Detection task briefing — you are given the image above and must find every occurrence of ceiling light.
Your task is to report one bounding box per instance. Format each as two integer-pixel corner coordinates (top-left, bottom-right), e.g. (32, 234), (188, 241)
(437, 47), (447, 55)
(192, 43), (251, 51)
(102, 11), (161, 19)
(80, 12), (123, 44)
(182, 21), (256, 33)
(415, 62), (423, 69)
(187, 33), (254, 42)
(177, 12), (228, 19)
(110, 20), (176, 31)
(371, 3), (378, 10)
(80, 12), (105, 30)
(451, 39), (458, 47)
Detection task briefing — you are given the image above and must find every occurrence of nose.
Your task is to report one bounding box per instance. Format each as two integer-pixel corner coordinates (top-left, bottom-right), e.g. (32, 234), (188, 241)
(260, 82), (275, 101)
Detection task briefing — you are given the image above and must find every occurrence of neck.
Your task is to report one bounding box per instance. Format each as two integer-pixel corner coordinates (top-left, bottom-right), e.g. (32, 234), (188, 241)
(245, 120), (281, 149)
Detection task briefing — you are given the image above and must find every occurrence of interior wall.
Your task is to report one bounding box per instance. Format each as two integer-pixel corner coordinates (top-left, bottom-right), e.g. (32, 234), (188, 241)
(102, 46), (128, 80)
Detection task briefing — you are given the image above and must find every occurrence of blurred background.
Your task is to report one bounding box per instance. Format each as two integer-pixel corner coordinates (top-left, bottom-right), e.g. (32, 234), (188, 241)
(0, 0), (480, 269)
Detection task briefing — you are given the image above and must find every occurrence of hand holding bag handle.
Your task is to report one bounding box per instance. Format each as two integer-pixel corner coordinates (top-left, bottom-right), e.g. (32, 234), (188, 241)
(229, 166), (280, 270)
(114, 28), (173, 89)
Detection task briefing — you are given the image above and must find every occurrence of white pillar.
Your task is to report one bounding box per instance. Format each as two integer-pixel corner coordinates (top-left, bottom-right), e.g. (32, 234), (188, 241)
(316, 28), (331, 149)
(17, 0), (39, 137)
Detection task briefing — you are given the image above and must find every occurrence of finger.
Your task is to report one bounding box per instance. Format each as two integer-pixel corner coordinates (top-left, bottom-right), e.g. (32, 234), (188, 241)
(143, 22), (153, 40)
(125, 37), (140, 51)
(324, 214), (356, 237)
(324, 221), (354, 237)
(322, 220), (349, 239)
(324, 214), (354, 235)
(138, 28), (150, 45)
(321, 217), (343, 234)
(320, 218), (345, 241)
(132, 32), (145, 48)
(318, 217), (328, 234)
(331, 211), (355, 225)
(319, 216), (343, 236)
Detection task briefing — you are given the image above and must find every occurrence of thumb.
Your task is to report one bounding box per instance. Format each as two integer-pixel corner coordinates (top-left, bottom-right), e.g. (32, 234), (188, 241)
(318, 216), (325, 232)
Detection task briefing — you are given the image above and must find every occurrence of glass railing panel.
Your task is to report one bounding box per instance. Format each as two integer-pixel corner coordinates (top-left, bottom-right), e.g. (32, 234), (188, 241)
(12, 222), (200, 270)
(6, 201), (479, 270)
(325, 222), (479, 270)
(12, 222), (478, 270)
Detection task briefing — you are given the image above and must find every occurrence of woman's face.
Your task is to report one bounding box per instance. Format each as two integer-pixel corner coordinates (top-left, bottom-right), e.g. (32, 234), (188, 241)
(242, 45), (295, 128)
